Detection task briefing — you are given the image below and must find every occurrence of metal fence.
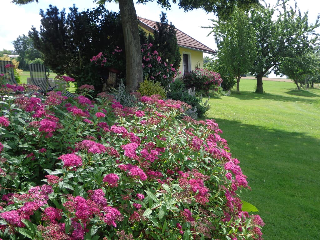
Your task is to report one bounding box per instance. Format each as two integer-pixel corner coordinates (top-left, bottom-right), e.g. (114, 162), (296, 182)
(0, 60), (16, 84)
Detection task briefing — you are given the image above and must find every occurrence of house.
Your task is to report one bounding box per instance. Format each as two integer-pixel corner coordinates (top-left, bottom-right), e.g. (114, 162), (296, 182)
(138, 17), (216, 77)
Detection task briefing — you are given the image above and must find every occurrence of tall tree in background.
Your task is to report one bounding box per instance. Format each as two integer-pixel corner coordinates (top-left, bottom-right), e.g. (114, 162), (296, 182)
(211, 7), (256, 92)
(152, 12), (181, 71)
(281, 51), (319, 90)
(29, 5), (126, 91)
(14, 0), (259, 91)
(12, 34), (41, 70)
(249, 0), (319, 93)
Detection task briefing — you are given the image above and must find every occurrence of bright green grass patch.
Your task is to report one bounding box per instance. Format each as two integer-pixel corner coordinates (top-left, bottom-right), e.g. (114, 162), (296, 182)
(19, 71), (76, 92)
(207, 79), (320, 240)
(19, 71), (58, 84)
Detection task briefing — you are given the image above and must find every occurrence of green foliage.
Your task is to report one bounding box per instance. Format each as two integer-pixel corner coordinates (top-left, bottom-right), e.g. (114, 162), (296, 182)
(13, 34), (42, 71)
(182, 68), (223, 96)
(28, 58), (44, 65)
(138, 79), (166, 99)
(140, 13), (180, 90)
(111, 81), (137, 107)
(13, 68), (21, 84)
(0, 85), (264, 239)
(210, 6), (256, 92)
(206, 79), (320, 239)
(204, 57), (237, 91)
(0, 49), (15, 57)
(242, 200), (259, 212)
(29, 5), (126, 93)
(152, 12), (181, 71)
(168, 79), (210, 118)
(248, 1), (320, 93)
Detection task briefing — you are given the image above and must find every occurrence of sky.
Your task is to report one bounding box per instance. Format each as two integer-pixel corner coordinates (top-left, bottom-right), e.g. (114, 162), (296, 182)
(1, 0), (319, 53)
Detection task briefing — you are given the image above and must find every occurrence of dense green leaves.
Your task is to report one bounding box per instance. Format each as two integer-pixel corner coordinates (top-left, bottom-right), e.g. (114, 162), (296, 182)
(249, 1), (320, 93)
(29, 5), (126, 92)
(12, 35), (42, 70)
(211, 6), (256, 92)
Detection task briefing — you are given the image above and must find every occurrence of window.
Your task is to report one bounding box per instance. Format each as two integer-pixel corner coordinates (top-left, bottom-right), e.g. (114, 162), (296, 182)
(183, 54), (190, 75)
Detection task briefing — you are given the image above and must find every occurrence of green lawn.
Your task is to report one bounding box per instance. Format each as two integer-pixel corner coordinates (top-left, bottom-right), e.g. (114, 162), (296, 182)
(19, 71), (58, 84)
(19, 71), (76, 92)
(207, 79), (320, 240)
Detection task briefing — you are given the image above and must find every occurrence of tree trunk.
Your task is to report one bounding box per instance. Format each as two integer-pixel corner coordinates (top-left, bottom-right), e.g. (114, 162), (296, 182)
(236, 76), (241, 92)
(118, 0), (143, 92)
(294, 80), (301, 90)
(256, 72), (264, 93)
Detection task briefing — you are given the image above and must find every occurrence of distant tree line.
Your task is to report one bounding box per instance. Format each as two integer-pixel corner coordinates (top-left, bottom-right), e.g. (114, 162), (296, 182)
(207, 0), (320, 92)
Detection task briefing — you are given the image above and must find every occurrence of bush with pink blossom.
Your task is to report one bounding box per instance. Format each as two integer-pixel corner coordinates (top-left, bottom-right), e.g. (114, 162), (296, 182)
(0, 84), (263, 239)
(183, 68), (223, 96)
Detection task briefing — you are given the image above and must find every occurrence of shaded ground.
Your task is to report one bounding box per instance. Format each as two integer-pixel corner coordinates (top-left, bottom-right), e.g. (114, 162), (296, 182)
(242, 76), (292, 82)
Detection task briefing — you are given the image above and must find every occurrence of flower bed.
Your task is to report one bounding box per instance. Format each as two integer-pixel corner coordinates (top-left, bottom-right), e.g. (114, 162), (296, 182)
(0, 85), (263, 239)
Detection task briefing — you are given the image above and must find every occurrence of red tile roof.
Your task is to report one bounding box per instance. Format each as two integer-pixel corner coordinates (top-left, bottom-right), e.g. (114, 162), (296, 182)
(138, 17), (216, 55)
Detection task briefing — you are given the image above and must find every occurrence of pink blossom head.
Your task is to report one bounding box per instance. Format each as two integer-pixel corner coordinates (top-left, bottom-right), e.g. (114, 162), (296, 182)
(45, 175), (61, 185)
(95, 112), (105, 118)
(42, 207), (62, 223)
(0, 142), (3, 153)
(102, 206), (122, 227)
(58, 153), (82, 168)
(103, 173), (119, 187)
(136, 193), (145, 200)
(0, 116), (10, 127)
(75, 140), (106, 154)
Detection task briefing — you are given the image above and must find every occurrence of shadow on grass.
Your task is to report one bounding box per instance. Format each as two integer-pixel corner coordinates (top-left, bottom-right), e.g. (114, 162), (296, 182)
(210, 117), (320, 240)
(286, 89), (320, 97)
(228, 90), (320, 104)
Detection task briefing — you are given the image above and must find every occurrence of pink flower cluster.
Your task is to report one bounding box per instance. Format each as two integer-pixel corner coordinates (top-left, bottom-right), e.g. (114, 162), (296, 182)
(75, 140), (106, 154)
(45, 91), (68, 106)
(90, 52), (107, 66)
(5, 84), (25, 92)
(103, 173), (119, 187)
(67, 106), (89, 117)
(179, 170), (210, 205)
(39, 119), (58, 133)
(0, 116), (9, 127)
(95, 112), (105, 118)
(0, 185), (53, 228)
(78, 84), (95, 91)
(78, 95), (93, 106)
(4, 64), (14, 68)
(64, 193), (122, 230)
(57, 75), (75, 82)
(121, 142), (139, 160)
(14, 96), (42, 112)
(58, 153), (82, 169)
(45, 175), (61, 185)
(118, 164), (147, 181)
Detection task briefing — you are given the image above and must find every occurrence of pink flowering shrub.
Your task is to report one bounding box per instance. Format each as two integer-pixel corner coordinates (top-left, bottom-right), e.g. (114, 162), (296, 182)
(183, 68), (223, 95)
(141, 43), (178, 89)
(0, 85), (263, 239)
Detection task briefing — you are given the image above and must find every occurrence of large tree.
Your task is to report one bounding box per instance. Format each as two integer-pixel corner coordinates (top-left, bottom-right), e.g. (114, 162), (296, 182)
(249, 1), (319, 93)
(29, 5), (126, 91)
(281, 50), (319, 90)
(12, 34), (42, 70)
(211, 6), (256, 92)
(14, 0), (259, 92)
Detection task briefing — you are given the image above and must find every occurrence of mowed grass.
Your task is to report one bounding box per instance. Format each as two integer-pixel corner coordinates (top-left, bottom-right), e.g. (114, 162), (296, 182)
(19, 71), (76, 92)
(19, 71), (58, 84)
(206, 79), (320, 240)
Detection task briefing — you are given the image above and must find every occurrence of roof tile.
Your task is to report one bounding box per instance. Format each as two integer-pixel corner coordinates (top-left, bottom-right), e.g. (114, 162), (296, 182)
(138, 17), (216, 54)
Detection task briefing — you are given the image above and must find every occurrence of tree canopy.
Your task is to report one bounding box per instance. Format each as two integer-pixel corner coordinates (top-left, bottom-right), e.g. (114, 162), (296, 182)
(249, 1), (319, 93)
(211, 6), (256, 92)
(15, 0), (259, 91)
(13, 34), (42, 70)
